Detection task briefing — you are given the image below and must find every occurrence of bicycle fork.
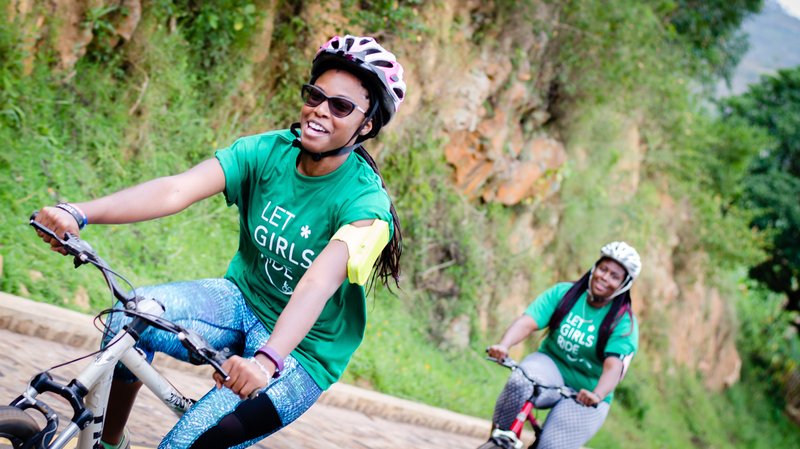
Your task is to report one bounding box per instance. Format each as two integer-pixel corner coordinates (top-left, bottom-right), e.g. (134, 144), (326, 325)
(10, 302), (198, 449)
(509, 401), (534, 435)
(492, 400), (543, 449)
(76, 338), (198, 449)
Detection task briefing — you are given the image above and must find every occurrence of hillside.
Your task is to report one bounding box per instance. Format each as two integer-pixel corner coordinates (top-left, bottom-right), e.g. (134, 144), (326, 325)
(718, 0), (800, 95)
(2, 1), (800, 448)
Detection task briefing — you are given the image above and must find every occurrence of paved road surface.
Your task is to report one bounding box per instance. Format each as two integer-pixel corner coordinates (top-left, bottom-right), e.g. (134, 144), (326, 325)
(0, 328), (492, 449)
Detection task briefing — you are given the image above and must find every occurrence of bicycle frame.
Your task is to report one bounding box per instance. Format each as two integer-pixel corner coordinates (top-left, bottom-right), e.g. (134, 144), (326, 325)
(494, 387), (544, 449)
(487, 396), (540, 449)
(484, 356), (580, 449)
(10, 298), (197, 449)
(9, 217), (235, 449)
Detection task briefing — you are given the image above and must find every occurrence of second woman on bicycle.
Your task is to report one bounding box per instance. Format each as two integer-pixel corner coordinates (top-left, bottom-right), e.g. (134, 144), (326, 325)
(33, 34), (405, 449)
(483, 242), (641, 449)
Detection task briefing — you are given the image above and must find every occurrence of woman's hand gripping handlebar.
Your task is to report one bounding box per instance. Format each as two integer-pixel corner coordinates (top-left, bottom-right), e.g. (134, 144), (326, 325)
(28, 214), (264, 399)
(484, 348), (596, 407)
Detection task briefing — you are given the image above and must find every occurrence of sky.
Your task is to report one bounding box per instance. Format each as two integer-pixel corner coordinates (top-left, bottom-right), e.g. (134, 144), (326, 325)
(776, 0), (800, 19)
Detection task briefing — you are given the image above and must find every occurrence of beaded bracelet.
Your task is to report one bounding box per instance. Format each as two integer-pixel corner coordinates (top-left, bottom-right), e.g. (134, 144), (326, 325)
(255, 345), (284, 378)
(249, 357), (271, 382)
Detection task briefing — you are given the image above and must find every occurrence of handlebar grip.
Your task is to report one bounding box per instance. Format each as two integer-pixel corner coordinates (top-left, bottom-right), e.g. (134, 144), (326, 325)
(29, 216), (65, 243)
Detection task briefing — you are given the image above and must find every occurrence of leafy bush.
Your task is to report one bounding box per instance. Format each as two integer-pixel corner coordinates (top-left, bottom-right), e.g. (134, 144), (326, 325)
(155, 0), (263, 71)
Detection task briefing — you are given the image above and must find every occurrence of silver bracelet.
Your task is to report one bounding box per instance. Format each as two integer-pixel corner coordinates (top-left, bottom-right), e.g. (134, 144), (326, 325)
(249, 356), (271, 381)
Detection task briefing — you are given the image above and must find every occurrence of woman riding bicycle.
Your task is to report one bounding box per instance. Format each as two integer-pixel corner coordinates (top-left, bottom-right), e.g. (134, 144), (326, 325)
(483, 242), (641, 449)
(32, 34), (405, 449)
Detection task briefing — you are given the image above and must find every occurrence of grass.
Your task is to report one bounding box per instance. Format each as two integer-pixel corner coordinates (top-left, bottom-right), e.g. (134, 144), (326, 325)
(343, 290), (800, 449)
(343, 290), (508, 418)
(2, 2), (800, 448)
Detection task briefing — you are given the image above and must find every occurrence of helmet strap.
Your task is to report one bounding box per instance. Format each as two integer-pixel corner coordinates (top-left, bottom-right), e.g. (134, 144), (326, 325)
(588, 262), (633, 302)
(607, 277), (633, 300)
(588, 266), (599, 303)
(289, 106), (375, 161)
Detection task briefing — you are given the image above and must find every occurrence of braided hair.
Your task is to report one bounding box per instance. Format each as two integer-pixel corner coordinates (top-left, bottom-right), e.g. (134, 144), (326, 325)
(353, 145), (402, 290)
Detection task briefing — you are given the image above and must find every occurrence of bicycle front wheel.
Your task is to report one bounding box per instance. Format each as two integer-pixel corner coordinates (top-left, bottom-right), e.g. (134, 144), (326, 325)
(0, 406), (41, 449)
(476, 436), (517, 449)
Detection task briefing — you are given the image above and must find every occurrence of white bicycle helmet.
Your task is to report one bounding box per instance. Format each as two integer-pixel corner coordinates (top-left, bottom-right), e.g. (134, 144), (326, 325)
(310, 35), (406, 139)
(590, 241), (642, 300)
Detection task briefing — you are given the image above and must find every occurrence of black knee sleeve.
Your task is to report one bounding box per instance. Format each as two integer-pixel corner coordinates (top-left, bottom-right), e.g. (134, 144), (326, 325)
(189, 394), (282, 449)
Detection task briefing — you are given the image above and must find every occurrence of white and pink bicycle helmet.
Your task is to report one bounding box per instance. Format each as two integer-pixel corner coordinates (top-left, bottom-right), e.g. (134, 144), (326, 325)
(311, 35), (406, 138)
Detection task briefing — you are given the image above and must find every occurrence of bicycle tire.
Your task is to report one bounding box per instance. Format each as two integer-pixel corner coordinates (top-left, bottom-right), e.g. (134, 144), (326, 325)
(528, 426), (541, 449)
(0, 406), (41, 449)
(476, 436), (516, 449)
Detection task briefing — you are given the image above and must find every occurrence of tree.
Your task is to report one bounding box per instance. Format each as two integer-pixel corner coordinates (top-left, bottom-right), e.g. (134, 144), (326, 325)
(665, 0), (763, 82)
(723, 67), (800, 317)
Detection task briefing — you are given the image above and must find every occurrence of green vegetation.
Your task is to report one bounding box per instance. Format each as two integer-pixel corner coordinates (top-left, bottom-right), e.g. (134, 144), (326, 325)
(0, 0), (240, 306)
(723, 67), (800, 314)
(1, 0), (799, 447)
(714, 68), (800, 411)
(343, 291), (510, 416)
(665, 0), (763, 83)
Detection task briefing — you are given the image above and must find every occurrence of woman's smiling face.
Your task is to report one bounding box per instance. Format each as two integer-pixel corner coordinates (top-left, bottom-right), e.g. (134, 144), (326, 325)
(299, 69), (372, 154)
(590, 258), (627, 299)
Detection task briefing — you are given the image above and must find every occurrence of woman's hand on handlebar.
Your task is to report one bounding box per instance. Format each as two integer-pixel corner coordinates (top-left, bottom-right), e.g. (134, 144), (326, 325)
(33, 207), (81, 254)
(575, 388), (602, 407)
(487, 344), (509, 361)
(213, 355), (271, 400)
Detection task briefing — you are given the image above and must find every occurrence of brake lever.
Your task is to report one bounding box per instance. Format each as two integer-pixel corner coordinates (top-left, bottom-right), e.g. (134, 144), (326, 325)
(207, 347), (263, 400)
(559, 386), (575, 398)
(65, 237), (99, 268)
(206, 346), (234, 378)
(177, 329), (231, 379)
(176, 330), (261, 399)
(29, 215), (99, 267)
(561, 387), (598, 408)
(485, 355), (517, 370)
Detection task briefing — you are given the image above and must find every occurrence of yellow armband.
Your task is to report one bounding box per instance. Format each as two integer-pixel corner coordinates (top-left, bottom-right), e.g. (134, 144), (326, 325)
(331, 219), (390, 285)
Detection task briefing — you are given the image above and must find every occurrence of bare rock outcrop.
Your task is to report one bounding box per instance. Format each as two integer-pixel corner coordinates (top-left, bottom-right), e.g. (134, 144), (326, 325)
(7, 0), (141, 73)
(438, 41), (567, 205)
(636, 193), (742, 391)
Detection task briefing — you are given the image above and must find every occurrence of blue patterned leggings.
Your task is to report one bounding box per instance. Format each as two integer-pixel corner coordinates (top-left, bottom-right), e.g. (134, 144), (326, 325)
(104, 278), (322, 449)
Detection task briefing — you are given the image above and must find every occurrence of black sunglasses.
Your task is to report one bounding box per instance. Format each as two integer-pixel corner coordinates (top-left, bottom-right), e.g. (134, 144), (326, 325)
(301, 84), (367, 118)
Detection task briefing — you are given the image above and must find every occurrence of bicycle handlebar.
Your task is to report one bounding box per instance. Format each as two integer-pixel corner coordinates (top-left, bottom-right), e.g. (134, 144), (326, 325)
(485, 355), (580, 401)
(29, 214), (136, 304)
(29, 215), (234, 381)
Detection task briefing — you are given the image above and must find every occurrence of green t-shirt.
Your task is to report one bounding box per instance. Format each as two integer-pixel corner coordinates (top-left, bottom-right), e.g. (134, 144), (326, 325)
(214, 129), (393, 390)
(525, 282), (638, 403)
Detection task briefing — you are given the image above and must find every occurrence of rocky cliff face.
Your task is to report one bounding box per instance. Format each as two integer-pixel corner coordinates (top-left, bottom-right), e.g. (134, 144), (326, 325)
(6, 0), (741, 391)
(7, 0), (142, 74)
(391, 0), (743, 391)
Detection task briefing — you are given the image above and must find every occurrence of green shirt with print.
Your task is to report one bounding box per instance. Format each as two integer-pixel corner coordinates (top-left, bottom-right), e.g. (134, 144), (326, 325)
(215, 129), (393, 390)
(524, 282), (638, 404)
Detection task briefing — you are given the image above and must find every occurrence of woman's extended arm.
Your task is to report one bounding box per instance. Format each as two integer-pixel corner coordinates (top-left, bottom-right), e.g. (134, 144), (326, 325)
(75, 158), (226, 223)
(576, 356), (625, 406)
(35, 159), (225, 248)
(487, 314), (539, 360)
